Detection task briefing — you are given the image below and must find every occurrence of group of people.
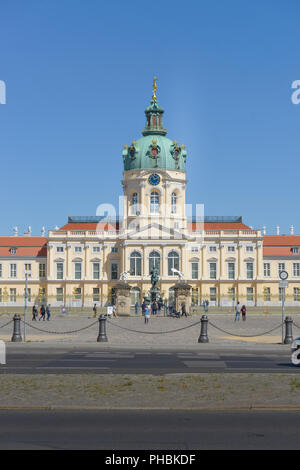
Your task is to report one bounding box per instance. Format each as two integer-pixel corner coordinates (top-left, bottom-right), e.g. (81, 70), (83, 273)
(140, 300), (188, 323)
(32, 304), (51, 321)
(234, 302), (247, 321)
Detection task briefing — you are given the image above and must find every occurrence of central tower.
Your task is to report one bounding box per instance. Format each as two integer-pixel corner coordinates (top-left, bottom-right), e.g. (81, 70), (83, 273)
(121, 79), (188, 236)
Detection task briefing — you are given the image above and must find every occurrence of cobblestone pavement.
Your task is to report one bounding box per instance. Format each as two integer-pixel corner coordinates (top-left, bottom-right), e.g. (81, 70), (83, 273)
(0, 312), (300, 346)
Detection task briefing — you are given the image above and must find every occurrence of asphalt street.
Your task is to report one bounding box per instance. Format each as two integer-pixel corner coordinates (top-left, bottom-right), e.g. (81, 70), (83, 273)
(0, 410), (300, 450)
(1, 346), (296, 374)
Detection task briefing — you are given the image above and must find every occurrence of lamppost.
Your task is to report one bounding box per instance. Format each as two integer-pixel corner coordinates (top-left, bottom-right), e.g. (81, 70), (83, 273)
(279, 270), (289, 344)
(24, 269), (30, 342)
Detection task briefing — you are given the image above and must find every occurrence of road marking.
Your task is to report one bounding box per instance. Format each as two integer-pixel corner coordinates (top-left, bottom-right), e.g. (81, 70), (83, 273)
(183, 361), (226, 368)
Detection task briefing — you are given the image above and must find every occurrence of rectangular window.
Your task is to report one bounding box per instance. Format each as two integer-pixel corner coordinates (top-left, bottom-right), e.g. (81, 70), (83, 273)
(25, 288), (31, 302)
(93, 288), (100, 302)
(93, 262), (100, 280)
(74, 246), (82, 253)
(10, 288), (16, 303)
(279, 287), (285, 302)
(247, 287), (254, 302)
(264, 287), (271, 302)
(278, 263), (285, 276)
(191, 262), (199, 280)
(74, 263), (82, 280)
(246, 246), (254, 252)
(93, 246), (101, 253)
(56, 288), (64, 302)
(228, 287), (235, 301)
(191, 246), (199, 253)
(24, 264), (32, 277)
(111, 247), (118, 253)
(39, 263), (46, 279)
(293, 263), (300, 277)
(228, 246), (235, 252)
(294, 288), (300, 302)
(246, 262), (254, 279)
(210, 287), (217, 302)
(209, 246), (217, 252)
(56, 263), (64, 280)
(74, 288), (81, 301)
(111, 263), (118, 280)
(264, 263), (271, 277)
(228, 263), (235, 280)
(56, 246), (64, 253)
(209, 263), (217, 280)
(10, 264), (17, 278)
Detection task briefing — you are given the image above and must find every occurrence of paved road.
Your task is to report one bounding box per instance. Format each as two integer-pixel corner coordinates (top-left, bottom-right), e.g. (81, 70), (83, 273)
(0, 410), (300, 449)
(1, 346), (295, 374)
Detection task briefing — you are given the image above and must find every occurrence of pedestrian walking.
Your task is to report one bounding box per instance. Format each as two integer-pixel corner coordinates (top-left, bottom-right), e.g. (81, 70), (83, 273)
(61, 305), (67, 315)
(39, 304), (46, 321)
(141, 301), (146, 316)
(112, 305), (118, 317)
(241, 304), (246, 321)
(144, 305), (150, 324)
(32, 305), (38, 321)
(93, 303), (97, 318)
(46, 304), (51, 321)
(181, 302), (187, 317)
(234, 302), (241, 321)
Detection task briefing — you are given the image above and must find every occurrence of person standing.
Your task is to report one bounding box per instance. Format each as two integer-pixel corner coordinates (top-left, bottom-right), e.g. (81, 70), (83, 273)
(32, 305), (38, 321)
(241, 305), (246, 321)
(234, 302), (241, 321)
(46, 304), (51, 321)
(93, 303), (97, 318)
(181, 302), (187, 317)
(144, 305), (150, 324)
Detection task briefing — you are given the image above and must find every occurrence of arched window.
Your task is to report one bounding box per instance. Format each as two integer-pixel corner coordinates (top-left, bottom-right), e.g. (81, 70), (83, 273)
(168, 250), (180, 275)
(149, 250), (161, 275)
(131, 193), (138, 215)
(150, 191), (159, 214)
(171, 192), (177, 214)
(130, 251), (142, 276)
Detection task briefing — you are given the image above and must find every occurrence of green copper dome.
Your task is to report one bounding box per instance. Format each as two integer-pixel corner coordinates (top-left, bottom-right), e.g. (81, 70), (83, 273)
(122, 96), (187, 172)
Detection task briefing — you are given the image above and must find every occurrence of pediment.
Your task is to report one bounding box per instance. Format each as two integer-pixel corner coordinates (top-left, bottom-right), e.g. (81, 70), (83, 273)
(121, 222), (193, 240)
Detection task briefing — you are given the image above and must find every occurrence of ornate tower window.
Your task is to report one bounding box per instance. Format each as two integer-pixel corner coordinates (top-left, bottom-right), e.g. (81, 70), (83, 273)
(131, 192), (138, 215)
(130, 251), (142, 276)
(168, 250), (180, 275)
(150, 191), (159, 214)
(171, 192), (177, 214)
(149, 251), (161, 275)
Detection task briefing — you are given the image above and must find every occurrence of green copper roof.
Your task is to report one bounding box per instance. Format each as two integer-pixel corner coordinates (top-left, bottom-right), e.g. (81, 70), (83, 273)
(122, 98), (187, 172)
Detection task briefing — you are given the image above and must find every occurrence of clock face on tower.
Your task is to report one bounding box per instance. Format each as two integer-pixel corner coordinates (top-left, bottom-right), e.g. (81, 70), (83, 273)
(148, 174), (160, 186)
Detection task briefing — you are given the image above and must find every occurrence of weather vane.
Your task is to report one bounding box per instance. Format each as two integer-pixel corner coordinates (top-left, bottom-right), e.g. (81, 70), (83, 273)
(152, 76), (158, 100)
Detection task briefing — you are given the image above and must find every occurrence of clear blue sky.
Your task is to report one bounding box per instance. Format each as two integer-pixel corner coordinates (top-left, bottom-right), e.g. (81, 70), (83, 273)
(0, 0), (299, 236)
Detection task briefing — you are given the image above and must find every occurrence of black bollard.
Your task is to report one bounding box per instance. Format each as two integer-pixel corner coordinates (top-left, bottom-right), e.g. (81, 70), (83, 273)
(11, 314), (22, 342)
(97, 314), (108, 342)
(284, 316), (293, 344)
(198, 314), (209, 343)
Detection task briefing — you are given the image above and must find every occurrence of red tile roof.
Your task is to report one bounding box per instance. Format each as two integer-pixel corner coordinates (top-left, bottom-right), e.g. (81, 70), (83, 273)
(188, 222), (253, 231)
(263, 235), (300, 257)
(0, 237), (47, 257)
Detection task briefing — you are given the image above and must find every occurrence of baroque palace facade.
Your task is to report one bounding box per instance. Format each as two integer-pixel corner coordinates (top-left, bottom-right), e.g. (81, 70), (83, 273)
(0, 83), (300, 309)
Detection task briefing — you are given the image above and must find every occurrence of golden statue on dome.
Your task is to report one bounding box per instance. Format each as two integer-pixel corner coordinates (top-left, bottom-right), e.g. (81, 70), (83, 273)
(152, 76), (158, 100)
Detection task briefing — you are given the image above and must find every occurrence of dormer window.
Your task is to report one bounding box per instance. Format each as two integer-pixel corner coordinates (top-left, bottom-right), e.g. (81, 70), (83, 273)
(292, 247), (299, 255)
(10, 247), (17, 255)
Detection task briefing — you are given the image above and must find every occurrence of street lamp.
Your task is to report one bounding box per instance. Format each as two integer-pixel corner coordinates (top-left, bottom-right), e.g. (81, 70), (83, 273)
(279, 270), (289, 344)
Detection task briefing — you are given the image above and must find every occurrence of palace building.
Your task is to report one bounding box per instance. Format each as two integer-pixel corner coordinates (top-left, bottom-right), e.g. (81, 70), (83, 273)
(0, 81), (299, 309)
